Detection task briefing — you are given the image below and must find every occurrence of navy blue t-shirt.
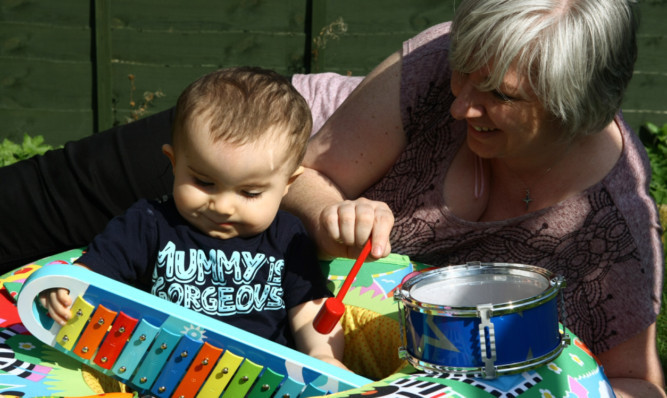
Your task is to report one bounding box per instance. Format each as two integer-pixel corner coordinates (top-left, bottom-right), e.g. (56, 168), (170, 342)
(78, 197), (330, 348)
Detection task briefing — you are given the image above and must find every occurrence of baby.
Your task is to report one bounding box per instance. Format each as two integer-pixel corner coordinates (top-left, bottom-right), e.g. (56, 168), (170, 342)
(41, 66), (345, 368)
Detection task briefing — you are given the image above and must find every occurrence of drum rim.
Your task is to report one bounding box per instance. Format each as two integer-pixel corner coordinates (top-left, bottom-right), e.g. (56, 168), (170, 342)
(395, 262), (565, 317)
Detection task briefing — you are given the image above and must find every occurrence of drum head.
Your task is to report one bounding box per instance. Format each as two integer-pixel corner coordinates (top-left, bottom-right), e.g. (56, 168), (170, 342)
(398, 263), (562, 315)
(410, 270), (548, 307)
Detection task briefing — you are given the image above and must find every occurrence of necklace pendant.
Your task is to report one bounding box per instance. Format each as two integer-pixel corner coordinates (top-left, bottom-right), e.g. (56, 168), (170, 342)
(523, 189), (533, 210)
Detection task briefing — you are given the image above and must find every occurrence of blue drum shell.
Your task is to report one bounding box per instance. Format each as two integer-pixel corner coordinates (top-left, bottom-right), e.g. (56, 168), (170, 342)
(403, 295), (561, 368)
(396, 262), (565, 374)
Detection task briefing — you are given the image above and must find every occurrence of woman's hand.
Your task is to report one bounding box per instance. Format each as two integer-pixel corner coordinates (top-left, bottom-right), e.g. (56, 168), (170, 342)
(320, 198), (394, 259)
(599, 322), (666, 397)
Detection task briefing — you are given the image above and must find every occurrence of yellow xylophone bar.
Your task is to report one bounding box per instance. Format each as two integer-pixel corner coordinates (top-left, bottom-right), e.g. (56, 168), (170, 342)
(17, 265), (372, 397)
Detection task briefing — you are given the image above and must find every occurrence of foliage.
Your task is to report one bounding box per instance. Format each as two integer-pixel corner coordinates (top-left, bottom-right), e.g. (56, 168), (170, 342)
(640, 123), (667, 373)
(0, 134), (59, 167)
(311, 17), (348, 68)
(125, 74), (166, 123)
(661, 281), (667, 372)
(639, 122), (667, 205)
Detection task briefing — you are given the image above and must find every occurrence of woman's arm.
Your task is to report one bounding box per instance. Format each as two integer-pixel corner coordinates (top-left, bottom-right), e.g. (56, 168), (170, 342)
(302, 50), (405, 199)
(283, 51), (406, 259)
(598, 322), (666, 397)
(0, 108), (174, 273)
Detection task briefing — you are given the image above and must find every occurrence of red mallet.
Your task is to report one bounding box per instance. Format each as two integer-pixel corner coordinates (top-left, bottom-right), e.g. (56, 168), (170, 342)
(313, 240), (373, 334)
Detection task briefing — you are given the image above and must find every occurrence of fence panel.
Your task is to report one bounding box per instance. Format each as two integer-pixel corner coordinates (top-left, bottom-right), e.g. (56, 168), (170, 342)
(104, 0), (308, 128)
(0, 0), (665, 146)
(0, 0), (93, 145)
(622, 0), (667, 130)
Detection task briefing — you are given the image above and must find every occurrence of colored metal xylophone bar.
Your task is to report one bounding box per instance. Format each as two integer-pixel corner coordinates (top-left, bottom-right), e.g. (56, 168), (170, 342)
(17, 264), (372, 397)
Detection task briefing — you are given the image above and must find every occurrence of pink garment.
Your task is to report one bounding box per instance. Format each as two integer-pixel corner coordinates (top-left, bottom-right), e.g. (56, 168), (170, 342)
(292, 22), (663, 354)
(292, 72), (363, 137)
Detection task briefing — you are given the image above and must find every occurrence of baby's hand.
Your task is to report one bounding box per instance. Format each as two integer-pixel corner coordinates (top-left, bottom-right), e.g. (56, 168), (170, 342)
(39, 288), (73, 326)
(319, 197), (393, 259)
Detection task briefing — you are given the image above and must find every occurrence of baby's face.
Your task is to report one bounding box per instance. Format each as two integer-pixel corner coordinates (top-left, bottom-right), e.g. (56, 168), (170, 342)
(164, 121), (301, 240)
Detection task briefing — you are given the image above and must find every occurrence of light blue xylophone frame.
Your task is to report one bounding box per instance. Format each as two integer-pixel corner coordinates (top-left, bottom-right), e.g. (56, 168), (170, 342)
(16, 264), (372, 396)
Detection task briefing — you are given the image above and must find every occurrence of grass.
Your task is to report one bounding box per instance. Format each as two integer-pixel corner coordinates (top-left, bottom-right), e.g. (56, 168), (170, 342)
(639, 122), (667, 370)
(658, 205), (667, 371)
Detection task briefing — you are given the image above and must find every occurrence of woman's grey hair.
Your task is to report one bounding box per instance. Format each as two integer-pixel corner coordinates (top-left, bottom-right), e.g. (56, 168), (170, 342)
(450, 0), (639, 140)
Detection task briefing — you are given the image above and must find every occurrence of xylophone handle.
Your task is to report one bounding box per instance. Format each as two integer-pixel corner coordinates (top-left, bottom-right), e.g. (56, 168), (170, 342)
(17, 271), (90, 346)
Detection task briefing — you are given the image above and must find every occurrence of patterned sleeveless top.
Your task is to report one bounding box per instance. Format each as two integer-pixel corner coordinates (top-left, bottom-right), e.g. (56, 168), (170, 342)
(359, 22), (663, 354)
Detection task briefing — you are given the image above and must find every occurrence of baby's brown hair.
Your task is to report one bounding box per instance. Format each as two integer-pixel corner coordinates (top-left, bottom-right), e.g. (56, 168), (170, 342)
(172, 67), (313, 172)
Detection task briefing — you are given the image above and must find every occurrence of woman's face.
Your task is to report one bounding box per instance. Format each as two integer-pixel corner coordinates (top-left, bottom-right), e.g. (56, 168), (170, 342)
(450, 64), (561, 162)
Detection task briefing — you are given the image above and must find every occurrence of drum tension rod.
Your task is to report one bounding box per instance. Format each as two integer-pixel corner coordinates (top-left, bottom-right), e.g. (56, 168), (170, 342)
(477, 303), (497, 379)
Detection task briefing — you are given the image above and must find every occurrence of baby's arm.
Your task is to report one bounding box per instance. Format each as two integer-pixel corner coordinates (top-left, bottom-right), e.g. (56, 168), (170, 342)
(289, 298), (348, 370)
(38, 263), (88, 325)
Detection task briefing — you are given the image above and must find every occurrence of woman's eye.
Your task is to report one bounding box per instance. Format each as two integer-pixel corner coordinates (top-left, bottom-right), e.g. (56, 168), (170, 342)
(491, 90), (513, 102)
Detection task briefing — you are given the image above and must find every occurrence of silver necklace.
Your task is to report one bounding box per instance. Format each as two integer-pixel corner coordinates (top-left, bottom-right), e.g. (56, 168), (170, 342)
(474, 153), (566, 211)
(522, 189), (533, 210)
(512, 162), (558, 211)
(513, 156), (566, 211)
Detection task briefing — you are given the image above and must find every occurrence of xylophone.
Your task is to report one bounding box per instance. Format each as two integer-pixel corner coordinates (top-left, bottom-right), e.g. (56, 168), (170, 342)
(16, 264), (372, 398)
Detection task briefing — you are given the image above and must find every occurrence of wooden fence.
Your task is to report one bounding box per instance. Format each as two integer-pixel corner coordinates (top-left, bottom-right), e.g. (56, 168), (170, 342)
(1, 0), (665, 146)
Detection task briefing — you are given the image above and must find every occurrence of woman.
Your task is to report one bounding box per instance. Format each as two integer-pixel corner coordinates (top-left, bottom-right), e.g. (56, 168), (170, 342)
(284, 0), (665, 396)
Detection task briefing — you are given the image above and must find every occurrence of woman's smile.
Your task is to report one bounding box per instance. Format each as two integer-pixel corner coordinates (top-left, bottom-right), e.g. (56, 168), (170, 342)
(471, 124), (497, 133)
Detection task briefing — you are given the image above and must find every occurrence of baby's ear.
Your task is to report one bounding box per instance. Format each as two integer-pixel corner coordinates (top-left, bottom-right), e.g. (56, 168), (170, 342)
(162, 144), (176, 168)
(283, 166), (304, 195)
(289, 166), (304, 181)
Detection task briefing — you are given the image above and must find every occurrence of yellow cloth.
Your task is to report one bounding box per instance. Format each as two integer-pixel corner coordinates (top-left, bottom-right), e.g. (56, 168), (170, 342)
(81, 364), (130, 394)
(341, 305), (407, 380)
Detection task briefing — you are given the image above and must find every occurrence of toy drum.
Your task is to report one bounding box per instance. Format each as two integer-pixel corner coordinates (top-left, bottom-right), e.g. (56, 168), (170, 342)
(395, 262), (568, 379)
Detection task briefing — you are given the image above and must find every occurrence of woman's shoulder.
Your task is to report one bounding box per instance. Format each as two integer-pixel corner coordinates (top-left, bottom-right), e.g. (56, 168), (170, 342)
(536, 116), (647, 216)
(597, 115), (652, 199)
(402, 21), (452, 56)
(402, 21), (452, 75)
(612, 114), (653, 180)
(399, 22), (457, 141)
(601, 115), (660, 234)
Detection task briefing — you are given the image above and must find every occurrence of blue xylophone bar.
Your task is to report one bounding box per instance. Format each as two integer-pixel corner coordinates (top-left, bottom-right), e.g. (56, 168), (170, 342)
(17, 264), (372, 397)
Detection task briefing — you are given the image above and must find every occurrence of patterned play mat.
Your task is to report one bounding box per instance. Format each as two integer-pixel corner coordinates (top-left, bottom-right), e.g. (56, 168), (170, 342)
(1, 250), (616, 397)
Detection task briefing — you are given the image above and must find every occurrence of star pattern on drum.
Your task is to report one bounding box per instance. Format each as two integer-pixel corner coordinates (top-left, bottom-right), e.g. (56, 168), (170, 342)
(421, 315), (459, 353)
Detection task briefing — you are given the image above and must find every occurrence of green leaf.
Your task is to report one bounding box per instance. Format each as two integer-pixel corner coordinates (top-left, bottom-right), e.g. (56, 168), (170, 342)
(642, 123), (667, 205)
(0, 134), (59, 167)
